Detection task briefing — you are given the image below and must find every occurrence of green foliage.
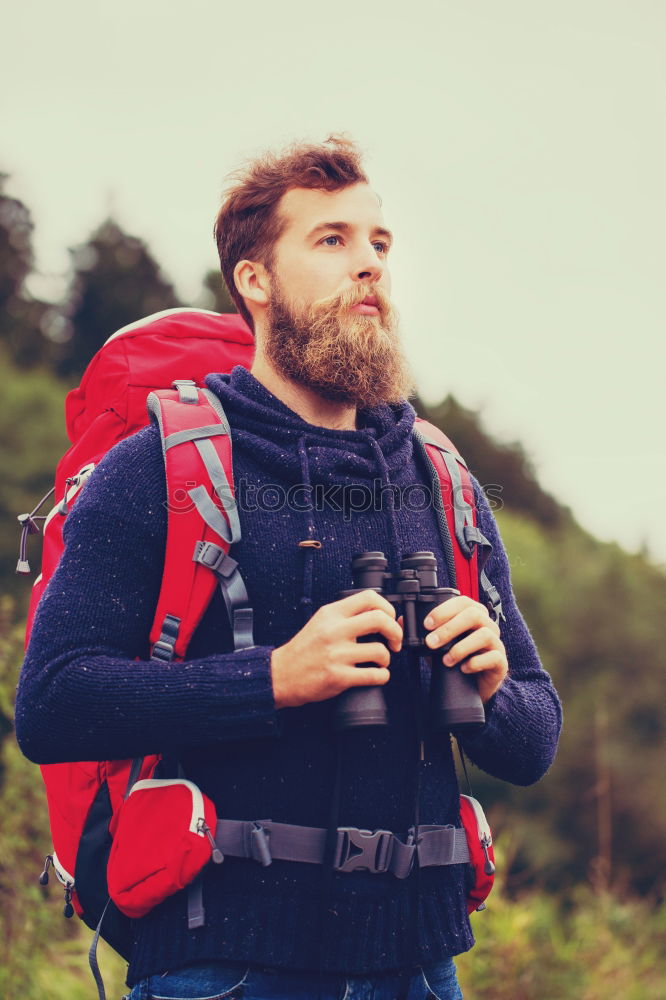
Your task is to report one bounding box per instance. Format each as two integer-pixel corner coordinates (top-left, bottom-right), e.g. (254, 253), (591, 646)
(417, 393), (564, 528)
(487, 510), (666, 897)
(457, 849), (665, 1000)
(54, 218), (181, 378)
(0, 351), (70, 610)
(0, 597), (127, 998)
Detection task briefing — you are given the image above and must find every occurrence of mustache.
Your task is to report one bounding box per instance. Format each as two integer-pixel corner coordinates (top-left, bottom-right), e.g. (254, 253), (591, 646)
(308, 283), (394, 323)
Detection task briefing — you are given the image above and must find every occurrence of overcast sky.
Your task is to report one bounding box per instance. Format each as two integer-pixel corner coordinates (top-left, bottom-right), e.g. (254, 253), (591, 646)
(3, 0), (665, 563)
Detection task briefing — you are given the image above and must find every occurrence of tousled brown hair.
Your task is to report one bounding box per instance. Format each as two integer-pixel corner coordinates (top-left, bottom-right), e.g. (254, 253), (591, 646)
(213, 135), (368, 329)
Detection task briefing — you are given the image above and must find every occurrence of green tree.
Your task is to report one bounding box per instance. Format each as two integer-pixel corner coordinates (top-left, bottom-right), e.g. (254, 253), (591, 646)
(54, 219), (181, 378)
(0, 352), (70, 607)
(417, 394), (564, 528)
(0, 174), (53, 368)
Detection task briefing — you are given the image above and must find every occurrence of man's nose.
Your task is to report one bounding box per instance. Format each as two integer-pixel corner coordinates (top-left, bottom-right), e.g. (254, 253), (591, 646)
(352, 245), (385, 283)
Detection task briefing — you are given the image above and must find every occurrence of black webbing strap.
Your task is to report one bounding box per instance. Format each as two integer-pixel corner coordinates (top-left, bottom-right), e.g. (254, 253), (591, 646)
(193, 541), (255, 650)
(212, 818), (469, 879)
(151, 613), (182, 661)
(187, 873), (205, 929)
(88, 898), (112, 1000)
(463, 524), (505, 621)
(124, 756), (145, 799)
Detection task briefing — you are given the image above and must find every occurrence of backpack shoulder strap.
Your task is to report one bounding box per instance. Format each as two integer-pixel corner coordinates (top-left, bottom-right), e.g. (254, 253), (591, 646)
(147, 380), (254, 660)
(413, 417), (504, 620)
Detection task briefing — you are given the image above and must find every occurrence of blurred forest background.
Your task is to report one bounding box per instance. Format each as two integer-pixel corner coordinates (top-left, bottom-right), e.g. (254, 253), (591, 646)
(0, 171), (664, 999)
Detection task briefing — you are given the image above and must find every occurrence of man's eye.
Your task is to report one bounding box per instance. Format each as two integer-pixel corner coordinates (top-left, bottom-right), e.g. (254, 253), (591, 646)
(373, 241), (389, 254)
(322, 235), (341, 247)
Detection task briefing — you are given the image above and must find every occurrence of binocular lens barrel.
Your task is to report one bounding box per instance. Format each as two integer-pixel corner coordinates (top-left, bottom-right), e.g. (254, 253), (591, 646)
(334, 550), (485, 735)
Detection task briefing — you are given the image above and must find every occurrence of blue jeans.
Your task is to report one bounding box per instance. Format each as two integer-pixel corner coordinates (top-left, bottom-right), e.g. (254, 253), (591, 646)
(126, 957), (463, 999)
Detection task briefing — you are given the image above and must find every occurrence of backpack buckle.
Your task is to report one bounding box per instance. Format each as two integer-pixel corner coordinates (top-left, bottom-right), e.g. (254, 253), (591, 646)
(333, 827), (394, 874)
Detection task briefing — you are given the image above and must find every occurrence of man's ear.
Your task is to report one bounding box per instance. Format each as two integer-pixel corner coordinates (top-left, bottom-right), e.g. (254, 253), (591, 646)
(234, 259), (270, 309)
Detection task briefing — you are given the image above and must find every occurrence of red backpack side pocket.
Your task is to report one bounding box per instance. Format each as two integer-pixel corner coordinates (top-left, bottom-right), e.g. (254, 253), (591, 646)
(107, 779), (219, 919)
(460, 794), (496, 913)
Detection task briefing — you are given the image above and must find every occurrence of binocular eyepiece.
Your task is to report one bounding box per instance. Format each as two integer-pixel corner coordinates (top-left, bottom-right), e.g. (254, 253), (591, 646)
(335, 550), (485, 735)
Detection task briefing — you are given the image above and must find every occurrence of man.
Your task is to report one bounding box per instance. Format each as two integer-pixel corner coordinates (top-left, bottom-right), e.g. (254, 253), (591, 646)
(16, 136), (562, 1000)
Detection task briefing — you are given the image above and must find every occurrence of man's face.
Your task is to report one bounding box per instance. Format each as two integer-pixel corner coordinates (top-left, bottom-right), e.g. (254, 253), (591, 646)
(260, 183), (415, 408)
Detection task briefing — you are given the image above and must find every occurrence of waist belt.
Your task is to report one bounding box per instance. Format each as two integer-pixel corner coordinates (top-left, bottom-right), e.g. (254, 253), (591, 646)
(188, 819), (471, 929)
(214, 818), (470, 880)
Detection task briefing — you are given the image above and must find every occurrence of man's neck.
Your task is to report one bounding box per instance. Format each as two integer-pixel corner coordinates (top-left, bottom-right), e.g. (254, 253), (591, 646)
(250, 353), (358, 431)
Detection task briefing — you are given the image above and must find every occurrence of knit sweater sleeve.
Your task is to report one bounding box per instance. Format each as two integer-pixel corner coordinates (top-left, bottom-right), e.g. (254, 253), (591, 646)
(15, 424), (279, 765)
(457, 479), (563, 785)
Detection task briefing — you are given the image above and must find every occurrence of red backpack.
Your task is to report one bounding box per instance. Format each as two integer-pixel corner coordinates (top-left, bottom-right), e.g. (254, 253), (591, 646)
(18, 307), (496, 963)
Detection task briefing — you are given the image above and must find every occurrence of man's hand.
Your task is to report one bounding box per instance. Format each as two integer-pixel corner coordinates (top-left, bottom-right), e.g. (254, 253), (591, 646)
(423, 595), (508, 704)
(270, 590), (403, 709)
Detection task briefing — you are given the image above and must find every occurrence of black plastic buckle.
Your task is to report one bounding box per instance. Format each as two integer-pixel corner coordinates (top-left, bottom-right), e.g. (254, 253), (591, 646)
(333, 827), (394, 874)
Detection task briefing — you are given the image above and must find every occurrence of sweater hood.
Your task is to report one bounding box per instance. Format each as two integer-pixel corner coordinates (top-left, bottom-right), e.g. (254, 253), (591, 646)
(205, 366), (417, 489)
(206, 366), (418, 623)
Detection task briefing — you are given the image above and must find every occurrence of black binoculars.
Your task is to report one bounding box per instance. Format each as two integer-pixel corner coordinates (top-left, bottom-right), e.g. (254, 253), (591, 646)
(335, 550), (485, 735)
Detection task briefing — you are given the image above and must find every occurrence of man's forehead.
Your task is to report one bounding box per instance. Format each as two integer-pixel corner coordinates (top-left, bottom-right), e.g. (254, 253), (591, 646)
(277, 183), (385, 235)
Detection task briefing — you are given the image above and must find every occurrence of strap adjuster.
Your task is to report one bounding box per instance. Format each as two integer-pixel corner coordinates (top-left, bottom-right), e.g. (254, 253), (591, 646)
(151, 640), (175, 661)
(245, 822), (272, 867)
(333, 827), (394, 874)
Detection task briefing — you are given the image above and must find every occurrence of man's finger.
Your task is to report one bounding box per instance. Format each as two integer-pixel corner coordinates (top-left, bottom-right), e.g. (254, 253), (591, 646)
(340, 665), (391, 688)
(347, 641), (392, 668)
(425, 602), (495, 645)
(342, 610), (403, 650)
(337, 589), (396, 620)
(441, 626), (500, 665)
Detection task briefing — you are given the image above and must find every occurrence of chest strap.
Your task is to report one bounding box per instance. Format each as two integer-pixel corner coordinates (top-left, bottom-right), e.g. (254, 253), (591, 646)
(213, 818), (470, 880)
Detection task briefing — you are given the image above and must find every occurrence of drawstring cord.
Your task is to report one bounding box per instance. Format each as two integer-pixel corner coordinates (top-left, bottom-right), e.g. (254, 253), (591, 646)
(364, 435), (402, 577)
(296, 435), (320, 626)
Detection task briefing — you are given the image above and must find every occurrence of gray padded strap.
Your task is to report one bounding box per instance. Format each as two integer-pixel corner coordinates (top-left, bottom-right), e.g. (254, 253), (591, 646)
(413, 825), (471, 867)
(213, 819), (469, 879)
(164, 425), (228, 450)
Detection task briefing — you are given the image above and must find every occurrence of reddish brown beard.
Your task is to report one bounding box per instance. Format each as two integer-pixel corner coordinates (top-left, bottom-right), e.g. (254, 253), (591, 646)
(263, 280), (416, 408)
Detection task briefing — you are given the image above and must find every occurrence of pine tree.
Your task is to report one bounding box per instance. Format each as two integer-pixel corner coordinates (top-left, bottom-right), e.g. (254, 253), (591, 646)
(55, 218), (180, 377)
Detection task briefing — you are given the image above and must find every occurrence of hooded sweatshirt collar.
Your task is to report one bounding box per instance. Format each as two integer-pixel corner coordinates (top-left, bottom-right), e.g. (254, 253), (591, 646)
(205, 365), (416, 488)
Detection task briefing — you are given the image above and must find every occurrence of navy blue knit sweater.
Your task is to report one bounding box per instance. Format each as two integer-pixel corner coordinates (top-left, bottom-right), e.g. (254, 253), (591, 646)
(16, 365), (561, 983)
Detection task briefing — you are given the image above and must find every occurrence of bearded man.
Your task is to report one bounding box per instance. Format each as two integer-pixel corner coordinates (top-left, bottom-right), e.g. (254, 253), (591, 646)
(16, 137), (561, 1000)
